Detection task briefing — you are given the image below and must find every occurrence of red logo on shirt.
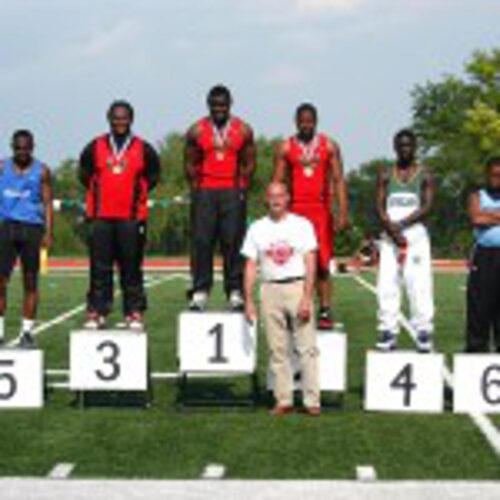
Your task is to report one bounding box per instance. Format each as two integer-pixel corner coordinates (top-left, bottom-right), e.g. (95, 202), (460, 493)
(265, 241), (294, 265)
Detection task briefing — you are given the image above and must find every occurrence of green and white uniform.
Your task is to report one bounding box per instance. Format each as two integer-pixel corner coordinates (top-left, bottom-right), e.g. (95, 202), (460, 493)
(377, 166), (434, 336)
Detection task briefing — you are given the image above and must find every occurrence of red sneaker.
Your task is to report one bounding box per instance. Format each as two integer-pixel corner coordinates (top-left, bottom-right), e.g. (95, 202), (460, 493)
(317, 308), (334, 330)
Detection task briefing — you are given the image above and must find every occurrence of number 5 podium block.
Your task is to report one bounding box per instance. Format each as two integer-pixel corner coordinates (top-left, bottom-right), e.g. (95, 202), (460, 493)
(177, 312), (257, 374)
(364, 351), (445, 413)
(453, 354), (500, 413)
(69, 331), (148, 391)
(0, 350), (43, 409)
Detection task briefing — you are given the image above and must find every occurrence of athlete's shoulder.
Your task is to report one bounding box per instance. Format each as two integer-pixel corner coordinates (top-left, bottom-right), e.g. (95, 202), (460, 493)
(233, 116), (254, 139)
(278, 137), (293, 156)
(186, 119), (206, 141)
(320, 134), (339, 152)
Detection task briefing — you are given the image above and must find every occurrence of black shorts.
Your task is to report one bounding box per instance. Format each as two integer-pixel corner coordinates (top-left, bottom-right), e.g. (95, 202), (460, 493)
(0, 221), (44, 278)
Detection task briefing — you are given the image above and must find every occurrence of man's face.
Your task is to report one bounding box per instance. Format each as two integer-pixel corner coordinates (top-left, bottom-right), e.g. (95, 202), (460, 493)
(488, 164), (500, 190)
(296, 110), (317, 142)
(394, 135), (416, 165)
(109, 105), (133, 136)
(266, 183), (289, 217)
(12, 136), (34, 167)
(208, 94), (231, 126)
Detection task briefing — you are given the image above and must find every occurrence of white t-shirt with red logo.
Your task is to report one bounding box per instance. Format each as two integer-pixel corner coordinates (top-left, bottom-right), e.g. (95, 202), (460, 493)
(241, 213), (318, 282)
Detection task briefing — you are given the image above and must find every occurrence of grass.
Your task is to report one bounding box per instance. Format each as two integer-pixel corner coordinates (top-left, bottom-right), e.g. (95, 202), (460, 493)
(0, 270), (499, 479)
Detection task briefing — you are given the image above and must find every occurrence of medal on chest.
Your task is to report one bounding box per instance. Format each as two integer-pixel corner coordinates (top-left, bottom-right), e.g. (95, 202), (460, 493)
(299, 136), (319, 178)
(108, 134), (133, 175)
(212, 120), (232, 161)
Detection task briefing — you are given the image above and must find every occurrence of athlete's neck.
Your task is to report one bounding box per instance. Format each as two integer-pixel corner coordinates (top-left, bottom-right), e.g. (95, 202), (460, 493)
(297, 132), (316, 144)
(212, 117), (230, 130)
(396, 159), (416, 170)
(111, 131), (131, 150)
(13, 158), (32, 170)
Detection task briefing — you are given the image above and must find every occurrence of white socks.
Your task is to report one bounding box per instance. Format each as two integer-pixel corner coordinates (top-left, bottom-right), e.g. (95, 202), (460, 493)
(21, 318), (34, 334)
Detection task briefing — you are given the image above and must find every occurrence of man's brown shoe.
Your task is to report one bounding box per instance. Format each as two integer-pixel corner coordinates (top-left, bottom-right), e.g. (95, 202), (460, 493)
(269, 405), (294, 416)
(304, 406), (321, 416)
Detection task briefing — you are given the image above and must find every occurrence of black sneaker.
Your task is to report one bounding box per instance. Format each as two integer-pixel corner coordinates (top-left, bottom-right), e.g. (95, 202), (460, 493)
(317, 308), (334, 330)
(375, 331), (397, 352)
(19, 332), (36, 349)
(416, 331), (433, 353)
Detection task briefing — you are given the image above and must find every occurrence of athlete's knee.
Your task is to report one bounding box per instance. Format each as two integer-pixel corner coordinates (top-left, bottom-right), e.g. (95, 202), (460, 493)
(23, 272), (39, 293)
(317, 267), (330, 280)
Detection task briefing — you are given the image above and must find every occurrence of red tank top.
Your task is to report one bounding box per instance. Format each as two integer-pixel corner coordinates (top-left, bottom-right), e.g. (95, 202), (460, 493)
(195, 116), (247, 189)
(285, 133), (333, 207)
(85, 134), (148, 220)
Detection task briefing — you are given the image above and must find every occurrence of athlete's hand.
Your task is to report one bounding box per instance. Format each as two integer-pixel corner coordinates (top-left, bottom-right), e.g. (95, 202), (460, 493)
(245, 300), (257, 325)
(42, 233), (53, 250)
(297, 296), (313, 323)
(334, 214), (350, 232)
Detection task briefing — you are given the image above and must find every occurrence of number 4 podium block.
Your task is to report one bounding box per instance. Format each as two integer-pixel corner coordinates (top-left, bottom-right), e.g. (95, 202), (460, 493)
(177, 312), (257, 374)
(364, 350), (445, 413)
(0, 349), (43, 409)
(69, 330), (148, 391)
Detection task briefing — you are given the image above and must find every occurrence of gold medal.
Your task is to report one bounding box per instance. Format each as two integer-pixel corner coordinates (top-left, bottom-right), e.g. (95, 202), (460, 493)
(304, 166), (313, 177)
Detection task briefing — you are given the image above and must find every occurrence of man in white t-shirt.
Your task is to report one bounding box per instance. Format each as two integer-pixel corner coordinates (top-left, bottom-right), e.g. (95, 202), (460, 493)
(242, 181), (320, 416)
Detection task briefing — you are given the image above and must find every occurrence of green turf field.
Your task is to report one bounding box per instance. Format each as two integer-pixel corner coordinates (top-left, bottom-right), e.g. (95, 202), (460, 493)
(0, 270), (499, 480)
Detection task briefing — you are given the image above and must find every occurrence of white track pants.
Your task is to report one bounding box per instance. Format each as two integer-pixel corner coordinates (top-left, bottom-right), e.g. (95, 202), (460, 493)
(376, 233), (434, 335)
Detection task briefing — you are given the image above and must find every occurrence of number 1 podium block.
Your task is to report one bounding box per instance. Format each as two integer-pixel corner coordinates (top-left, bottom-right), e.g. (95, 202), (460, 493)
(364, 351), (445, 413)
(69, 330), (148, 391)
(267, 331), (347, 392)
(0, 349), (43, 409)
(177, 312), (257, 374)
(453, 354), (500, 413)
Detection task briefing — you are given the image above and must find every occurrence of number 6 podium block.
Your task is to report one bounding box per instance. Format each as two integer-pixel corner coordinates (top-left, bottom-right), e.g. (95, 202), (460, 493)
(364, 351), (445, 413)
(178, 312), (257, 373)
(0, 350), (43, 409)
(69, 331), (148, 391)
(453, 354), (500, 413)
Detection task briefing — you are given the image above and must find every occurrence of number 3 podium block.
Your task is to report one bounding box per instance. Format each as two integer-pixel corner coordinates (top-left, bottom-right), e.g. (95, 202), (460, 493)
(69, 331), (148, 391)
(453, 354), (500, 413)
(364, 351), (445, 413)
(178, 312), (256, 374)
(0, 350), (43, 409)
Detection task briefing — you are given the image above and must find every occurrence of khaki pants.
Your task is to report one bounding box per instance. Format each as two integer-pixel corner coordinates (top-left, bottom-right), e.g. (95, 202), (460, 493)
(260, 280), (320, 408)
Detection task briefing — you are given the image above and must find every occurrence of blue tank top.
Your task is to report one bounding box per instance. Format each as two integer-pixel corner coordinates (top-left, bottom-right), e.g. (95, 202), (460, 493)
(0, 158), (44, 225)
(475, 189), (500, 248)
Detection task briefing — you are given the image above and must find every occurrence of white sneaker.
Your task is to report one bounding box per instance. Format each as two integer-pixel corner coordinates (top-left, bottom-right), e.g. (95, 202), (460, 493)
(83, 312), (105, 330)
(127, 312), (145, 332)
(189, 291), (208, 312)
(228, 290), (244, 312)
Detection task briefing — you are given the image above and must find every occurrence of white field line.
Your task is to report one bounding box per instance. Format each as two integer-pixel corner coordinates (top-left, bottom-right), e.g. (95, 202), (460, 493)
(352, 273), (500, 457)
(200, 463), (226, 479)
(356, 465), (377, 481)
(8, 273), (187, 348)
(47, 463), (75, 479)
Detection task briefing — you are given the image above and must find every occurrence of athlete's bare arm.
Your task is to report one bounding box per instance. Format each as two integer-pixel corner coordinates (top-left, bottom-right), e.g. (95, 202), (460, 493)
(468, 190), (500, 226)
(184, 123), (202, 187)
(328, 139), (349, 231)
(239, 123), (257, 179)
(272, 140), (290, 184)
(41, 165), (54, 249)
(376, 166), (405, 246)
(398, 167), (435, 228)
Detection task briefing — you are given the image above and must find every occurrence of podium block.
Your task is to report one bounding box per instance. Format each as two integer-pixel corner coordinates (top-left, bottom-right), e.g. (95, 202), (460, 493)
(69, 330), (147, 391)
(0, 349), (43, 409)
(364, 350), (444, 413)
(453, 354), (500, 413)
(177, 312), (256, 373)
(267, 331), (347, 392)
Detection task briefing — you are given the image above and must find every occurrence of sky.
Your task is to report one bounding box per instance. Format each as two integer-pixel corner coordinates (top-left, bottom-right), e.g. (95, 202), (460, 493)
(0, 0), (499, 171)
